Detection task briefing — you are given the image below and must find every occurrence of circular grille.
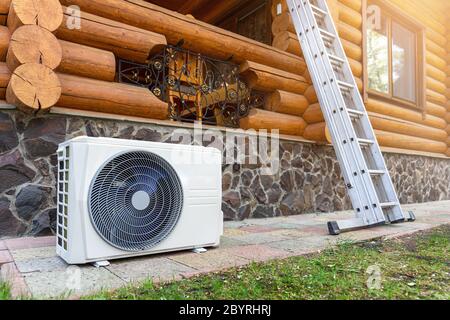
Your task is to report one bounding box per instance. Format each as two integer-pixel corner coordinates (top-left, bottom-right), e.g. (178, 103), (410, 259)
(89, 151), (183, 251)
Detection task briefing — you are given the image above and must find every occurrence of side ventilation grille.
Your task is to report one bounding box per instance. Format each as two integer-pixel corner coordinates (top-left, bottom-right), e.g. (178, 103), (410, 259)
(57, 146), (70, 251)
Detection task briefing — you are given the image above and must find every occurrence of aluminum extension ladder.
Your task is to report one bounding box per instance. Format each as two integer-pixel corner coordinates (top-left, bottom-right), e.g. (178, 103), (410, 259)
(287, 0), (415, 235)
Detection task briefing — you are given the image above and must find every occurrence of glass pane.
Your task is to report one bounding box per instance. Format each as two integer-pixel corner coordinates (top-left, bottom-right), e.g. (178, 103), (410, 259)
(367, 14), (389, 94)
(392, 22), (416, 102)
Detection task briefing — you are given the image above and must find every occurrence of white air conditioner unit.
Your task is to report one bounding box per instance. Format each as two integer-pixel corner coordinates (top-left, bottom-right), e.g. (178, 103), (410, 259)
(55, 136), (223, 265)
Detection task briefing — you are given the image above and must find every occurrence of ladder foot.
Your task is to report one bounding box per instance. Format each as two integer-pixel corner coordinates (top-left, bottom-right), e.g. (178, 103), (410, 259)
(327, 221), (341, 236)
(407, 211), (416, 222)
(390, 211), (416, 224)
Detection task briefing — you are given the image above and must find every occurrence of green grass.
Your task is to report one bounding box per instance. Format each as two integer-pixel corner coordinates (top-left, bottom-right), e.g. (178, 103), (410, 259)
(0, 282), (11, 300)
(89, 226), (450, 300)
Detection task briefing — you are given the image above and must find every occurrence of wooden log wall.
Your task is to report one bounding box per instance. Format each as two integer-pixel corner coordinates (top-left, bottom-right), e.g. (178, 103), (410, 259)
(267, 0), (449, 155)
(446, 27), (450, 157)
(1, 0), (167, 120)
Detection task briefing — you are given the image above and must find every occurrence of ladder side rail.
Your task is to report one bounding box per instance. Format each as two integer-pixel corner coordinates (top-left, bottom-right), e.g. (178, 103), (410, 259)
(315, 0), (405, 221)
(298, 0), (386, 223)
(287, 0), (370, 218)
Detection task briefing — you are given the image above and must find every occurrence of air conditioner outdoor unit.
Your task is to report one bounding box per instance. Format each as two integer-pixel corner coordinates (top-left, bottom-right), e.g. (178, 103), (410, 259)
(56, 136), (223, 265)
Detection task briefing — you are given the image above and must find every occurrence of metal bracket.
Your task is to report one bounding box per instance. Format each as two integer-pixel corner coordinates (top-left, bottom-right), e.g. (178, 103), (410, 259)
(92, 260), (110, 268)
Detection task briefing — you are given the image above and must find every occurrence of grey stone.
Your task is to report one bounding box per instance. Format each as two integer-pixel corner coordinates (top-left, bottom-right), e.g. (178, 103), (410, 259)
(222, 203), (236, 221)
(0, 112), (19, 154)
(134, 128), (162, 142)
(23, 117), (66, 159)
(280, 171), (294, 192)
(0, 197), (25, 238)
(0, 150), (35, 193)
(223, 191), (240, 209)
(30, 208), (56, 236)
(222, 173), (232, 191)
(252, 205), (274, 219)
(16, 185), (52, 221)
(241, 170), (253, 187)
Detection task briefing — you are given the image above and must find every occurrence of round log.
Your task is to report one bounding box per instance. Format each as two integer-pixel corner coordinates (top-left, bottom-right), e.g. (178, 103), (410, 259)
(264, 90), (309, 117)
(0, 62), (11, 99)
(240, 108), (306, 136)
(427, 76), (446, 95)
(6, 25), (62, 71)
(240, 61), (308, 95)
(57, 73), (168, 120)
(57, 40), (116, 82)
(446, 125), (450, 136)
(303, 122), (327, 142)
(338, 3), (361, 29)
(426, 38), (446, 58)
(304, 85), (318, 104)
(374, 130), (447, 154)
(341, 38), (362, 61)
(303, 103), (324, 124)
(427, 89), (446, 106)
(56, 7), (167, 64)
(366, 98), (447, 129)
(0, 25), (9, 61)
(338, 0), (361, 12)
(272, 31), (302, 57)
(7, 0), (63, 33)
(271, 12), (295, 35)
(427, 64), (446, 83)
(58, 0), (306, 75)
(6, 63), (61, 112)
(338, 21), (362, 45)
(425, 102), (446, 118)
(426, 51), (446, 71)
(369, 112), (447, 142)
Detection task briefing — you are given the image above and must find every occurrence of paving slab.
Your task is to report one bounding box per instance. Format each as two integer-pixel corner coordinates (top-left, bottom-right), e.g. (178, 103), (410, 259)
(10, 246), (57, 262)
(224, 245), (290, 262)
(23, 266), (125, 299)
(0, 250), (13, 265)
(5, 237), (55, 251)
(219, 236), (247, 248)
(0, 200), (448, 299)
(15, 257), (68, 273)
(168, 248), (250, 271)
(229, 231), (293, 245)
(106, 257), (194, 283)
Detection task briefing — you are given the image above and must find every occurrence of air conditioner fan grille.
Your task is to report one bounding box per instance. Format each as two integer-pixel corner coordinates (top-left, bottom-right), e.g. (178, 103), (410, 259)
(89, 151), (183, 251)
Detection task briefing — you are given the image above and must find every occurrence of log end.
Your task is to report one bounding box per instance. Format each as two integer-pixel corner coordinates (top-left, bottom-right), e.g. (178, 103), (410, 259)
(6, 63), (61, 113)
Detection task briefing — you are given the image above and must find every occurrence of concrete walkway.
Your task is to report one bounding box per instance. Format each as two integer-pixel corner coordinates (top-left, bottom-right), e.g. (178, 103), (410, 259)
(1, 201), (449, 299)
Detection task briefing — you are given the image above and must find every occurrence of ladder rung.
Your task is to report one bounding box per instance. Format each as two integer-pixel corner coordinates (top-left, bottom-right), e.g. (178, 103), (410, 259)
(347, 109), (365, 118)
(380, 202), (398, 208)
(369, 169), (385, 176)
(357, 138), (375, 146)
(328, 53), (345, 64)
(319, 28), (336, 41)
(310, 4), (328, 17)
(337, 80), (354, 90)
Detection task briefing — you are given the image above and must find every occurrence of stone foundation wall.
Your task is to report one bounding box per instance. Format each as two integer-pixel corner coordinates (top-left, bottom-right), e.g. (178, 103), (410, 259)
(1, 110), (449, 238)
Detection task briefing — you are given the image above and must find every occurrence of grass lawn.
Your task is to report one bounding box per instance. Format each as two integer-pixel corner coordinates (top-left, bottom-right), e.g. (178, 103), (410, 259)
(89, 225), (450, 300)
(0, 282), (11, 300)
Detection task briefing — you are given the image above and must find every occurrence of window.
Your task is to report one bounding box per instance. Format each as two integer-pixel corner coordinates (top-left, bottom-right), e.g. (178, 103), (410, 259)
(365, 0), (425, 108)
